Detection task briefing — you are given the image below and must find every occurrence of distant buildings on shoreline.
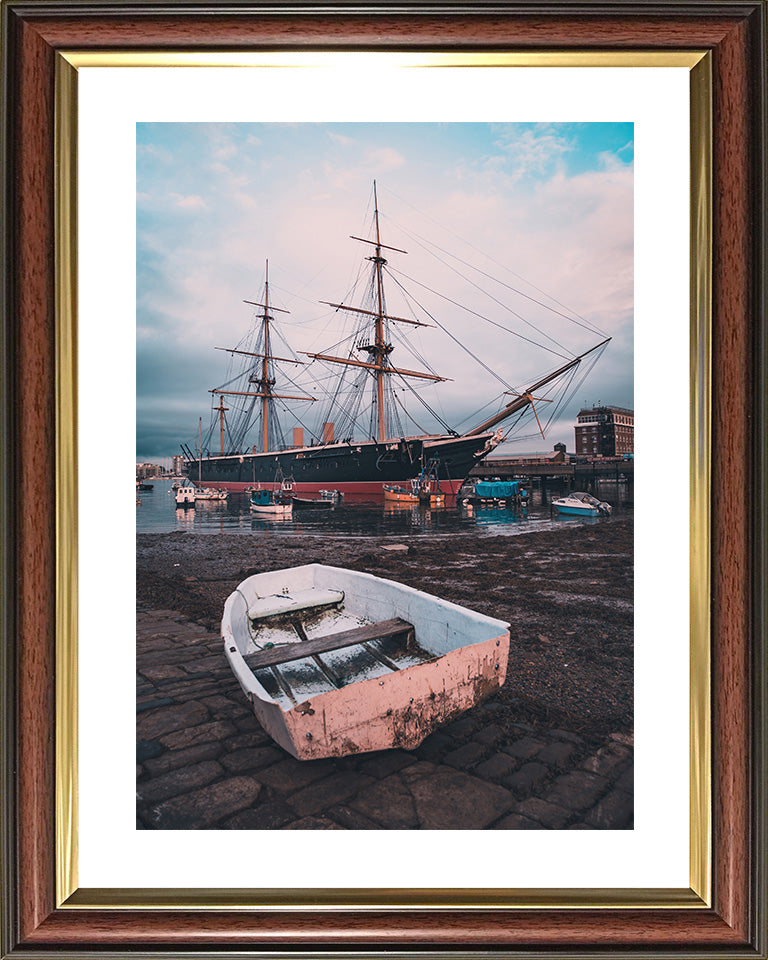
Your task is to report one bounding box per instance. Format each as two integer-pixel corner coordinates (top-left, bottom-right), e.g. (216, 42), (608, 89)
(136, 455), (186, 479)
(575, 405), (634, 458)
(136, 462), (159, 479)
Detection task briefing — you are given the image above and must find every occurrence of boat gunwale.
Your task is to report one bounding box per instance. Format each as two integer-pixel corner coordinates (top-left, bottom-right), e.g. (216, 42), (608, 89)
(222, 563), (510, 715)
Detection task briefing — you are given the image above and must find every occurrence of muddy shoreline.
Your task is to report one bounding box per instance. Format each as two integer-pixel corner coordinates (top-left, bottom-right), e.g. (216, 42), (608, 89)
(137, 517), (633, 741)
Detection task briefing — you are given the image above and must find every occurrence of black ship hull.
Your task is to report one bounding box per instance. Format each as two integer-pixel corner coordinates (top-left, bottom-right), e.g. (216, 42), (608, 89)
(183, 432), (498, 499)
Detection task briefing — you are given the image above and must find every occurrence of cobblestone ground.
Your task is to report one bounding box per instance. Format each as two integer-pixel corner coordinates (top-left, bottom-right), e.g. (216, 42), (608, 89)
(137, 608), (633, 830)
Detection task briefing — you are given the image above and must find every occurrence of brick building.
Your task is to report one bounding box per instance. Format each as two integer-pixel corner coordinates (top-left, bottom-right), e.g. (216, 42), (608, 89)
(575, 405), (634, 457)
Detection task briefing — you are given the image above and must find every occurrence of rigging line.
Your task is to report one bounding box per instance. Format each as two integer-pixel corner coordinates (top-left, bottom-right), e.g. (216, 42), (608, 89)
(454, 393), (509, 431)
(500, 351), (580, 439)
(496, 361), (582, 445)
(378, 185), (607, 337)
(280, 368), (330, 398)
(274, 361), (338, 399)
(513, 347), (602, 398)
(498, 407), (538, 442)
(275, 401), (315, 438)
(269, 283), (323, 308)
(269, 253), (335, 305)
(556, 347), (605, 414)
(233, 324), (258, 354)
(272, 394), (304, 427)
(271, 313), (337, 329)
(341, 373), (389, 442)
(332, 400), (369, 442)
(514, 352), (600, 447)
(386, 272), (519, 393)
(538, 369), (579, 434)
(322, 368), (368, 435)
(313, 285), (377, 353)
(392, 393), (431, 436)
(266, 324), (303, 362)
(385, 298), (453, 424)
(222, 413), (238, 453)
(212, 363), (258, 393)
(300, 286), (366, 355)
(313, 326), (361, 356)
(298, 370), (350, 395)
(387, 265), (573, 362)
(330, 249), (372, 334)
(396, 373), (455, 434)
(389, 325), (441, 379)
(391, 218), (606, 341)
(338, 386), (377, 443)
(508, 431), (546, 445)
(393, 226), (577, 356)
(384, 380), (406, 439)
(498, 410), (529, 443)
(297, 370), (354, 436)
(547, 365), (578, 409)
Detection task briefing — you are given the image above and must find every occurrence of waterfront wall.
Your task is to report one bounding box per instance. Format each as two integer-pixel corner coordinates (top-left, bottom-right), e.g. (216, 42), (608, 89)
(471, 457), (634, 482)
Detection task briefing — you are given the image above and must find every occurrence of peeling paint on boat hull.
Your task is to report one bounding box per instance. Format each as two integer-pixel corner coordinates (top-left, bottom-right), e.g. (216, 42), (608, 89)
(248, 630), (508, 760)
(222, 564), (510, 761)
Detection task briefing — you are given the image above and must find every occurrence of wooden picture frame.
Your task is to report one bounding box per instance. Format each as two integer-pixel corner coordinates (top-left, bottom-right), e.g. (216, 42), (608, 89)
(1, 1), (766, 955)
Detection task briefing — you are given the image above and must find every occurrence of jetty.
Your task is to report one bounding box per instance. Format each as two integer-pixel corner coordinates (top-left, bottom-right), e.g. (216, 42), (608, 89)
(471, 454), (633, 485)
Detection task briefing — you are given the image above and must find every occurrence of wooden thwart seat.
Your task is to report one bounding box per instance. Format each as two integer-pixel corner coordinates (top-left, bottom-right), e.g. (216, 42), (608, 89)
(246, 617), (414, 671)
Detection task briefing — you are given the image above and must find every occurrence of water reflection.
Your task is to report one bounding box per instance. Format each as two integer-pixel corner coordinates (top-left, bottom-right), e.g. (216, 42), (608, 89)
(174, 507), (196, 528)
(136, 478), (633, 538)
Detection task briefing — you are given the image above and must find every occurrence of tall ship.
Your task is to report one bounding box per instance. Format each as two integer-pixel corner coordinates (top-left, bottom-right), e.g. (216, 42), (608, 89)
(181, 184), (610, 499)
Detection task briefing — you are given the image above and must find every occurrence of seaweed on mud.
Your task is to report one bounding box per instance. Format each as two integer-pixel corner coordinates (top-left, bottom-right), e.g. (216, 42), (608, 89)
(137, 518), (633, 739)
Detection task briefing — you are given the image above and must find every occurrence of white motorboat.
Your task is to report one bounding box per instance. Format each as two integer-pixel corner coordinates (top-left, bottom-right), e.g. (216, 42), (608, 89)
(552, 491), (612, 517)
(174, 483), (197, 506)
(194, 487), (228, 502)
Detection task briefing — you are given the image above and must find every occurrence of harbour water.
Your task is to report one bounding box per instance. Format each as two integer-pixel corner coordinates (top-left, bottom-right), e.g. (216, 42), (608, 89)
(136, 479), (633, 538)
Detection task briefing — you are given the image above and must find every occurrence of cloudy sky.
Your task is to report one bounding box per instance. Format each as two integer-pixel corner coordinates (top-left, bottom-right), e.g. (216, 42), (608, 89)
(137, 122), (633, 462)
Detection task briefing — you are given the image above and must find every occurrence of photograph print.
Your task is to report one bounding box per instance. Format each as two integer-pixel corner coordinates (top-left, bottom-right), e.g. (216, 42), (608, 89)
(136, 122), (634, 831)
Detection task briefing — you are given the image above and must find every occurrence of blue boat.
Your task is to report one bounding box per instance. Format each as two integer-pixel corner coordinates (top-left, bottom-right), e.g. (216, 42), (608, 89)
(460, 479), (527, 507)
(249, 487), (292, 516)
(552, 491), (612, 517)
(473, 480), (525, 500)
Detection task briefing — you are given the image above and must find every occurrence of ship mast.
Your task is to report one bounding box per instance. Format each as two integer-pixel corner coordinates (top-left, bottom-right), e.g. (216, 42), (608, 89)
(372, 182), (387, 441)
(214, 397), (228, 454)
(210, 261), (315, 454)
(261, 260), (273, 453)
(303, 181), (446, 443)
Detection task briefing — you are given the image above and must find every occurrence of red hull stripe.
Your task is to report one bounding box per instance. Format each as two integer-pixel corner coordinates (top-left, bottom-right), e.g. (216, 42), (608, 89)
(204, 479), (464, 496)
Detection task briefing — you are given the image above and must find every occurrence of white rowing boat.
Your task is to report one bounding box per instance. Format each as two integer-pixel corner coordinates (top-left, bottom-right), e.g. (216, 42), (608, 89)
(222, 564), (510, 760)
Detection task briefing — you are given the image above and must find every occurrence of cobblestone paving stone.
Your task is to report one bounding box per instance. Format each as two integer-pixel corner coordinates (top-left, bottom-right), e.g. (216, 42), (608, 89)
(136, 607), (634, 830)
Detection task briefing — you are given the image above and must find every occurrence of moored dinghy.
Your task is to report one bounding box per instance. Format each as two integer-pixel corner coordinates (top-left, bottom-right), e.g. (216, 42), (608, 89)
(291, 495), (333, 509)
(222, 564), (510, 760)
(194, 487), (229, 502)
(249, 487), (292, 516)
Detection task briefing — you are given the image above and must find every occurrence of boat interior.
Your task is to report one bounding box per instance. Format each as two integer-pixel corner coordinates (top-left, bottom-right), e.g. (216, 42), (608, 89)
(224, 564), (507, 710)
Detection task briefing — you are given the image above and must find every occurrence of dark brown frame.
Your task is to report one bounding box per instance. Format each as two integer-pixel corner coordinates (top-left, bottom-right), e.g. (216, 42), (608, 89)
(1, 1), (766, 955)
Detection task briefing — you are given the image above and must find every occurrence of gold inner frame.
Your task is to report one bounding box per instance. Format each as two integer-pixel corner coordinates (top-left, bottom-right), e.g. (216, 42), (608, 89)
(55, 50), (712, 911)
